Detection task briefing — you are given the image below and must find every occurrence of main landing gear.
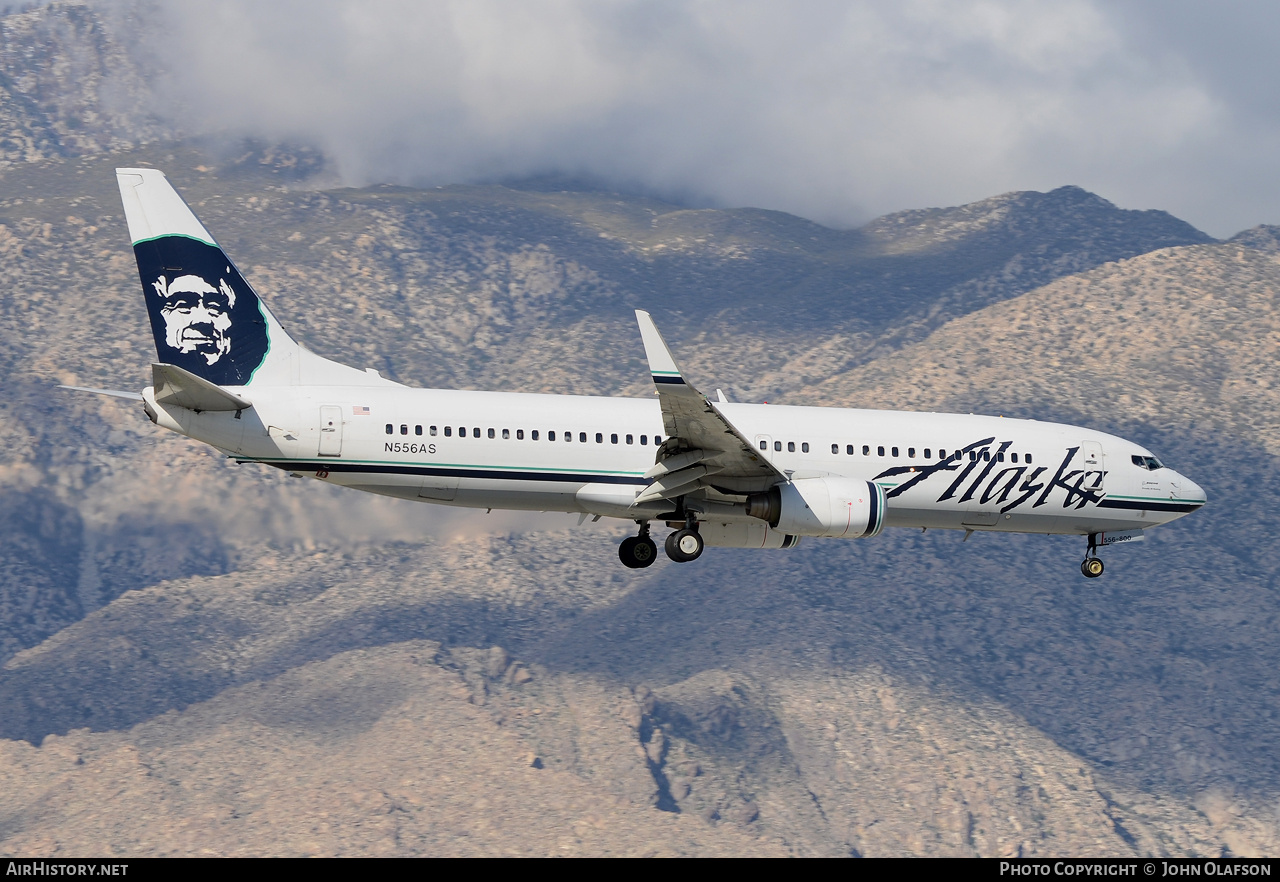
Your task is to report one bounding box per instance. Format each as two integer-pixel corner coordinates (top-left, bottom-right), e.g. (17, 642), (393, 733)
(619, 523), (659, 569)
(1080, 533), (1105, 578)
(618, 519), (706, 567)
(665, 528), (704, 563)
(665, 516), (704, 563)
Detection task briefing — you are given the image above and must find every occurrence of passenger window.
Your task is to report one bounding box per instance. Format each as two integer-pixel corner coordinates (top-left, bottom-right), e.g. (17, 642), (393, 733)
(878, 446), (885, 456)
(775, 441), (782, 451)
(415, 425), (423, 436)
(517, 429), (524, 440)
(801, 442), (809, 453)
(1026, 454), (1033, 464)
(488, 428), (495, 439)
(474, 428), (480, 438)
(655, 435), (662, 445)
(938, 449), (946, 459)
(430, 426), (438, 436)
(1011, 452), (1018, 463)
(548, 431), (556, 441)
(502, 429), (510, 439)
(640, 435), (648, 446)
(996, 451), (1004, 462)
(787, 442), (795, 452)
(596, 433), (603, 443)
(924, 448), (931, 459)
(891, 446), (899, 457)
(444, 426), (452, 437)
(400, 425), (408, 435)
(970, 451), (977, 462)
(626, 434), (633, 444)
(532, 430), (539, 441)
(580, 432), (588, 443)
(831, 444), (838, 454)
(908, 447), (915, 458)
(846, 444), (854, 455)
(610, 433), (618, 444)
(862, 445), (870, 456)
(566, 431), (573, 442)
(761, 441), (769, 451)
(385, 424), (393, 435)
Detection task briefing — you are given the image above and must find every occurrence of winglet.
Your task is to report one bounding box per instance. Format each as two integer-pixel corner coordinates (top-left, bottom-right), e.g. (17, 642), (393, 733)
(635, 310), (687, 387)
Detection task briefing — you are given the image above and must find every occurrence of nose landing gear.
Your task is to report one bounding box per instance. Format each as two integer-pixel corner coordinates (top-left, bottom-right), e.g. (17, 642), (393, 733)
(619, 522), (658, 569)
(1080, 533), (1104, 578)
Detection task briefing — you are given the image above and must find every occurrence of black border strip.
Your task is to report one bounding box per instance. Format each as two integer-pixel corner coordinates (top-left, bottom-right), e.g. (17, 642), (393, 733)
(265, 460), (647, 486)
(1098, 498), (1203, 513)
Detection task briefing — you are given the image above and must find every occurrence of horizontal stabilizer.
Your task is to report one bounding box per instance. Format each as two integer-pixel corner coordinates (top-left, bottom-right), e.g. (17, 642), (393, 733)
(152, 363), (252, 412)
(58, 385), (143, 402)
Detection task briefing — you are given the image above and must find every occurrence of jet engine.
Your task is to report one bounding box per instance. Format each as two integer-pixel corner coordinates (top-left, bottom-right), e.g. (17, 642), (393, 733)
(746, 477), (886, 538)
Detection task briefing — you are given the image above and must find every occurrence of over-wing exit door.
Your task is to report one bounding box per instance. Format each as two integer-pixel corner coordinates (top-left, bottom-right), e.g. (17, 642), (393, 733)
(754, 435), (774, 462)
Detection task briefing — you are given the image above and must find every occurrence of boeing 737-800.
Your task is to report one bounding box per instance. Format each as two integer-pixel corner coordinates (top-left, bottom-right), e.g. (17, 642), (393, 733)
(65, 169), (1206, 577)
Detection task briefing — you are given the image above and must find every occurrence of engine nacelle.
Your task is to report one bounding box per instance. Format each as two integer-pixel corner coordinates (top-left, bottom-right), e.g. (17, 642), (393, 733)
(697, 521), (800, 549)
(746, 478), (886, 539)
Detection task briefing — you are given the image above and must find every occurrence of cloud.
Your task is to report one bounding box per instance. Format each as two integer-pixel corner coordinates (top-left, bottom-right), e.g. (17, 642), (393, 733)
(131, 0), (1279, 236)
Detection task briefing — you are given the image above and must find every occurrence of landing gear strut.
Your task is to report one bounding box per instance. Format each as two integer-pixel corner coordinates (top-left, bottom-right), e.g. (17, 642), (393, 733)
(1080, 533), (1104, 578)
(619, 522), (658, 569)
(664, 516), (704, 563)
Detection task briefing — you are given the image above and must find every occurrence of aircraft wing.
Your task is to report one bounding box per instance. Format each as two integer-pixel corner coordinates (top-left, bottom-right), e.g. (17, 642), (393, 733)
(633, 310), (784, 504)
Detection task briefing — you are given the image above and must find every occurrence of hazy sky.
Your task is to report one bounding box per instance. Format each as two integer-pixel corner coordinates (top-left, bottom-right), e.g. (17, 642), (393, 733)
(138, 0), (1280, 237)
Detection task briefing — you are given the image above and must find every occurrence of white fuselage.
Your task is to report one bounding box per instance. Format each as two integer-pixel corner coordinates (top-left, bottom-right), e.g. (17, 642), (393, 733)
(151, 384), (1206, 537)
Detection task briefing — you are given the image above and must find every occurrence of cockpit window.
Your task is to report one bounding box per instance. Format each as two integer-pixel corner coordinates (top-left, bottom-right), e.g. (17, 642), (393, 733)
(1131, 454), (1164, 471)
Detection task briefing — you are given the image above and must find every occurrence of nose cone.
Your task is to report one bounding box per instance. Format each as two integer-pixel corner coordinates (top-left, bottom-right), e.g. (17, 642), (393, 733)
(1172, 473), (1207, 506)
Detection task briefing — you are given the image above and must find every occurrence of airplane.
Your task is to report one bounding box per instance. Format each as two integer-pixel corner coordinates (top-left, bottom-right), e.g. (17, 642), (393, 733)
(64, 168), (1207, 578)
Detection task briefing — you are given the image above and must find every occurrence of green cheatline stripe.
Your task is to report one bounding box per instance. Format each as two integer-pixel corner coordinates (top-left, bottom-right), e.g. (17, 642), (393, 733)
(259, 457), (646, 477)
(650, 370), (682, 376)
(130, 232), (217, 248)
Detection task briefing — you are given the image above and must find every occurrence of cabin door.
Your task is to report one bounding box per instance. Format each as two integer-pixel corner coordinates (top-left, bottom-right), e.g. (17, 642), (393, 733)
(1080, 440), (1105, 492)
(318, 405), (343, 457)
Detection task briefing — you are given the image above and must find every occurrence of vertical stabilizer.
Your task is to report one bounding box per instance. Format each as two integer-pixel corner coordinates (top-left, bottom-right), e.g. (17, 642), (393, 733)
(116, 168), (299, 387)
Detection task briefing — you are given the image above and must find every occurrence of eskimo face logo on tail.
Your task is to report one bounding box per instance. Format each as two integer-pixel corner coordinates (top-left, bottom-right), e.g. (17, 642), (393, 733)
(153, 274), (234, 365)
(136, 237), (269, 386)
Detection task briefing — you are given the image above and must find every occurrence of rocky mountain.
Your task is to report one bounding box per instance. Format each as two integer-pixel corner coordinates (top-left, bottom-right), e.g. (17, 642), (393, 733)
(2, 0), (1278, 859)
(0, 2), (167, 167)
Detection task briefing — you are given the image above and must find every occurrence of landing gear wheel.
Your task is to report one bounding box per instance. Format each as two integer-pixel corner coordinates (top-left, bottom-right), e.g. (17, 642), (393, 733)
(664, 528), (704, 563)
(619, 535), (658, 569)
(1081, 557), (1104, 578)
